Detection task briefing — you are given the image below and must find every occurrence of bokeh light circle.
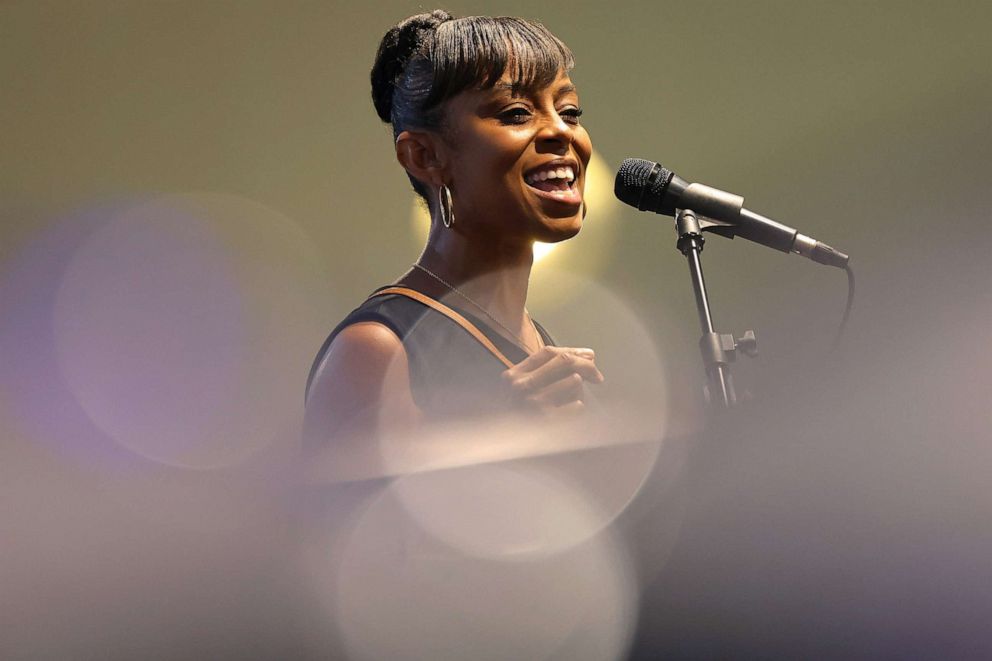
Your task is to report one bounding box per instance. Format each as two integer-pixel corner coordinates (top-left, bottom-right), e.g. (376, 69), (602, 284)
(302, 478), (638, 661)
(346, 268), (680, 560)
(52, 192), (327, 469)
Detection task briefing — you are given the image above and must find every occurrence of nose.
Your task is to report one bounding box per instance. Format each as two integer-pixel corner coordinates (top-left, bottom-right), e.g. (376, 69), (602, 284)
(536, 111), (573, 154)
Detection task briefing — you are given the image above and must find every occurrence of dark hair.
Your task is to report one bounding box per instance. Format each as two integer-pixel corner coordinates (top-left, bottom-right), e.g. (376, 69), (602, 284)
(370, 10), (574, 202)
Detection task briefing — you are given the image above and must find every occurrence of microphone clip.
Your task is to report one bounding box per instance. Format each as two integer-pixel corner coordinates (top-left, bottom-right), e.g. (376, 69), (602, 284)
(676, 208), (739, 255)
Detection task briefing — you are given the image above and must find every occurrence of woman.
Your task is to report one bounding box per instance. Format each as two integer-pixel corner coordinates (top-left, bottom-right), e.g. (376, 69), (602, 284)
(304, 11), (604, 452)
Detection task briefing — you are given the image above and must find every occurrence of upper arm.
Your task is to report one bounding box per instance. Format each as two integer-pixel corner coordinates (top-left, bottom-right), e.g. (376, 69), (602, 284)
(303, 321), (421, 453)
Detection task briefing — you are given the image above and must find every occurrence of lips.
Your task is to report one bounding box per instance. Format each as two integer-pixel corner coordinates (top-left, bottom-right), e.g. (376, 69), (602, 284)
(523, 160), (582, 206)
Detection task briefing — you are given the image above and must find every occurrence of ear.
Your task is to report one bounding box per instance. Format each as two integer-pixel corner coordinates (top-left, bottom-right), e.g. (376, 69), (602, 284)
(395, 130), (448, 189)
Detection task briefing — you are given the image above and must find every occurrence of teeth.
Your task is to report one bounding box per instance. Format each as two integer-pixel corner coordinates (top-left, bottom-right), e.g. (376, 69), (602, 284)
(525, 165), (577, 185)
(525, 167), (575, 184)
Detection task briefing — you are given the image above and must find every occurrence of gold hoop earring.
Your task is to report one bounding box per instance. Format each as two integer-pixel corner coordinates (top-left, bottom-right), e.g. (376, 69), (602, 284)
(438, 184), (455, 228)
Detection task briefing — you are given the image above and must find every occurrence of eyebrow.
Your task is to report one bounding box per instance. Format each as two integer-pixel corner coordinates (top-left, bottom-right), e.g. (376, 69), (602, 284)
(493, 82), (577, 98)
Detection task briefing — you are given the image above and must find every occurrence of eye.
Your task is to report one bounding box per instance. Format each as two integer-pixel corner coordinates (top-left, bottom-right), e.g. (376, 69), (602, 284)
(560, 107), (584, 125)
(499, 107), (532, 124)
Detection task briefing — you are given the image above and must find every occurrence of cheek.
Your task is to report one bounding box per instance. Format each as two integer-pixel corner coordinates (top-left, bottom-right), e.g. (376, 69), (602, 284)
(454, 146), (525, 197)
(576, 128), (593, 166)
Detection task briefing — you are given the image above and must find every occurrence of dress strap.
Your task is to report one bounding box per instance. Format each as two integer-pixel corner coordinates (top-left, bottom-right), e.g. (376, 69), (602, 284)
(369, 286), (516, 369)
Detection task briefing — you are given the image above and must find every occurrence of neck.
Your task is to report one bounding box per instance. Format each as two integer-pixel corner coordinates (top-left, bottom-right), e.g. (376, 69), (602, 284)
(414, 225), (535, 335)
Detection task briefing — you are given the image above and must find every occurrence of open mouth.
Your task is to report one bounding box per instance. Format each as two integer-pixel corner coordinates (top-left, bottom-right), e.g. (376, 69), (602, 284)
(523, 162), (581, 205)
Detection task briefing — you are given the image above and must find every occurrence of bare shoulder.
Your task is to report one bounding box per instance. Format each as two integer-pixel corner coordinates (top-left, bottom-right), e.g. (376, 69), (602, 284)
(304, 321), (420, 450)
(321, 321), (406, 372)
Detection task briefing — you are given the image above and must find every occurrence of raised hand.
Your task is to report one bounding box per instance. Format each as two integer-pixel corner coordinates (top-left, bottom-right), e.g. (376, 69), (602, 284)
(501, 346), (604, 415)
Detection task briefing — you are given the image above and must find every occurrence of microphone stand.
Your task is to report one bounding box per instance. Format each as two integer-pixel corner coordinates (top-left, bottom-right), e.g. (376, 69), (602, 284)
(675, 209), (757, 409)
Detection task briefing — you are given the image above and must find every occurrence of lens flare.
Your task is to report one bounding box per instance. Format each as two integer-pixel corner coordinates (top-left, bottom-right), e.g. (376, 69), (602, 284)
(301, 478), (638, 661)
(300, 268), (692, 567)
(51, 193), (327, 469)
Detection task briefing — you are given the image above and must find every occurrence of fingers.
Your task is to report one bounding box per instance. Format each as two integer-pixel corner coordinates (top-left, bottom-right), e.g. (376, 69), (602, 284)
(504, 346), (604, 390)
(508, 345), (563, 374)
(527, 372), (585, 408)
(510, 345), (591, 374)
(517, 373), (587, 415)
(501, 346), (604, 416)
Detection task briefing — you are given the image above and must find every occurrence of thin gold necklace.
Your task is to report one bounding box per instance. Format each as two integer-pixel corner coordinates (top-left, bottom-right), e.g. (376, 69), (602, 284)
(411, 262), (542, 354)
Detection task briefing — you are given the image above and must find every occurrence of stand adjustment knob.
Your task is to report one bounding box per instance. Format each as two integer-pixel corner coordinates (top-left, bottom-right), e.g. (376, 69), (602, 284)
(735, 330), (758, 358)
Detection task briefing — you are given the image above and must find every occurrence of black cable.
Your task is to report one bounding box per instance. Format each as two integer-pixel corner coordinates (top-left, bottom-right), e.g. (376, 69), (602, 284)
(830, 264), (855, 352)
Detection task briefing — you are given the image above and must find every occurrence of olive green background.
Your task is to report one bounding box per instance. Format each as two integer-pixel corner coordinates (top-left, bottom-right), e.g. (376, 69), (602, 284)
(2, 2), (991, 656)
(3, 0), (990, 392)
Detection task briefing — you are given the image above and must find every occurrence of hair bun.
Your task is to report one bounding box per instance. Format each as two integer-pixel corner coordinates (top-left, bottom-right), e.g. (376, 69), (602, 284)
(371, 10), (454, 123)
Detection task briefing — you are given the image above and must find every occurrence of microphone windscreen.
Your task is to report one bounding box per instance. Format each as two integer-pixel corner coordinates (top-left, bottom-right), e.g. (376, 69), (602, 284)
(614, 158), (677, 215)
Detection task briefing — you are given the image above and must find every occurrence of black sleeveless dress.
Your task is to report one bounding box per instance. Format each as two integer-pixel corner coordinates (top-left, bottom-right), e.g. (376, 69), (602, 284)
(305, 287), (556, 421)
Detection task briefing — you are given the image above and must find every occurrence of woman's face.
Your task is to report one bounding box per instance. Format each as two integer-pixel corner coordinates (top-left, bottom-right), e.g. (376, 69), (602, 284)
(439, 69), (592, 245)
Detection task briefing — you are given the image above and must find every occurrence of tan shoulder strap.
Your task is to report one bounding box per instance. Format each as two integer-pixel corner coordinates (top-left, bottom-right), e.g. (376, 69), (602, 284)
(369, 286), (516, 369)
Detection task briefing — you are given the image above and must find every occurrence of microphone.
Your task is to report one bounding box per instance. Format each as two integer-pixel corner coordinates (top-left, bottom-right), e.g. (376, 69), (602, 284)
(614, 158), (849, 268)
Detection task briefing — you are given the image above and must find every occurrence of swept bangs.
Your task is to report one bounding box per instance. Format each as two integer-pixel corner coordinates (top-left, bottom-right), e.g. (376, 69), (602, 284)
(425, 17), (574, 108)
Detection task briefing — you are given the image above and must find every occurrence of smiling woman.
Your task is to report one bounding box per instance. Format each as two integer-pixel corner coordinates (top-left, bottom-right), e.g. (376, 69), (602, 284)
(304, 10), (603, 452)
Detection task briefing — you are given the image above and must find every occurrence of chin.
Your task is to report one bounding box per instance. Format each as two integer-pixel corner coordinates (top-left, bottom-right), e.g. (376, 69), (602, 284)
(535, 214), (582, 243)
